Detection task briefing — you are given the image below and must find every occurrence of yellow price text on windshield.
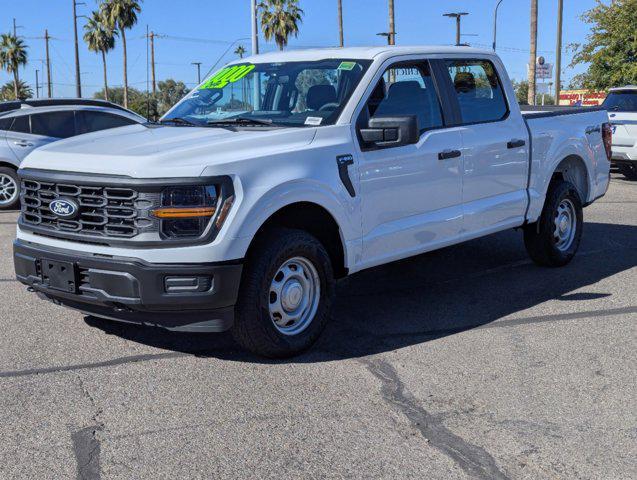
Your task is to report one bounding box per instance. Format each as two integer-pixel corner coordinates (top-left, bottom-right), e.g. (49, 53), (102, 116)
(199, 64), (256, 90)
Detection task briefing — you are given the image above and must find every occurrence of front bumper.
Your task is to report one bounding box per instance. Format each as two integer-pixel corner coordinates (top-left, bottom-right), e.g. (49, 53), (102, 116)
(611, 146), (637, 165)
(13, 239), (242, 332)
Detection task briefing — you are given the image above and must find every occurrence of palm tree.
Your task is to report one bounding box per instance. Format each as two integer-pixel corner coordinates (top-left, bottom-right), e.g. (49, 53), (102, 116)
(84, 10), (117, 102)
(0, 79), (32, 101)
(234, 45), (247, 58)
(528, 0), (538, 105)
(258, 0), (304, 51)
(100, 0), (142, 108)
(0, 34), (28, 100)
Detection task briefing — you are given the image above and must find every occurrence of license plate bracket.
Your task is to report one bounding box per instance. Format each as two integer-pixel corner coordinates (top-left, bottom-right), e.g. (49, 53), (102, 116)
(41, 259), (78, 293)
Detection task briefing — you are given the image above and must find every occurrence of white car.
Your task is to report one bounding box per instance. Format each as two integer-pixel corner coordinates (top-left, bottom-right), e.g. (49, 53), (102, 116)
(603, 86), (637, 180)
(14, 46), (611, 357)
(0, 99), (146, 209)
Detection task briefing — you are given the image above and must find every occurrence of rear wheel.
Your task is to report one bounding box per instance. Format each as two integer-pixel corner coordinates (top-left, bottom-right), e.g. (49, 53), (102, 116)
(231, 228), (335, 358)
(619, 164), (637, 180)
(0, 167), (20, 210)
(524, 180), (583, 267)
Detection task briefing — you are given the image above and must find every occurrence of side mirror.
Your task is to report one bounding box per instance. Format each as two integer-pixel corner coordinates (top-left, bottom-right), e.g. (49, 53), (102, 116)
(359, 115), (419, 148)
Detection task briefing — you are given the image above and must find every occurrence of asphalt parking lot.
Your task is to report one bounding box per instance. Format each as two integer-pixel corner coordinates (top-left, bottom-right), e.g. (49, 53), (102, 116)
(0, 174), (635, 480)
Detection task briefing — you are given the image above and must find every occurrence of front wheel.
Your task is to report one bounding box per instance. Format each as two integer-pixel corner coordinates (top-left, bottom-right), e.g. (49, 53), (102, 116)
(619, 164), (637, 181)
(0, 167), (20, 210)
(524, 180), (583, 267)
(231, 228), (335, 358)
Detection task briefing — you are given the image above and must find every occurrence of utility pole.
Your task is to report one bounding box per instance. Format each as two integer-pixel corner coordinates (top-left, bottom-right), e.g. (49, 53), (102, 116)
(192, 62), (202, 84)
(72, 0), (84, 98)
(13, 18), (17, 36)
(45, 29), (52, 98)
(251, 0), (259, 55)
(528, 0), (538, 105)
(388, 0), (396, 45)
(493, 0), (505, 51)
(443, 12), (468, 46)
(150, 31), (157, 94)
(555, 0), (564, 106)
(337, 0), (344, 47)
(35, 70), (40, 98)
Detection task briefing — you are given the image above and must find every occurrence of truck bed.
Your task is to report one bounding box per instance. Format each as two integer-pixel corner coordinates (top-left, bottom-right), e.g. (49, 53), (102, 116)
(520, 105), (606, 119)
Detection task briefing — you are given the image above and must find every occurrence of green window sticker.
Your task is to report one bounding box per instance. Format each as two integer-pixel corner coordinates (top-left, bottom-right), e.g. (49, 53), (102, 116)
(338, 61), (357, 71)
(199, 64), (256, 90)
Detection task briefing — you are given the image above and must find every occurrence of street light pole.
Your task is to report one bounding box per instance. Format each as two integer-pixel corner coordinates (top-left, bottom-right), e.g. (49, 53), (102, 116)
(492, 0), (504, 51)
(35, 70), (39, 98)
(443, 12), (468, 46)
(388, 0), (396, 45)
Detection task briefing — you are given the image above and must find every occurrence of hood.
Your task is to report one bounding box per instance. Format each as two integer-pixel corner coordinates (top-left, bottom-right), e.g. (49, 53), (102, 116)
(21, 124), (317, 178)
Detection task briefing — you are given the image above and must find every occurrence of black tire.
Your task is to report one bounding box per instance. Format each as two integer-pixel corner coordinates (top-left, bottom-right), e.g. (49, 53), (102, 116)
(231, 228), (335, 358)
(0, 167), (20, 211)
(524, 180), (583, 267)
(619, 164), (637, 181)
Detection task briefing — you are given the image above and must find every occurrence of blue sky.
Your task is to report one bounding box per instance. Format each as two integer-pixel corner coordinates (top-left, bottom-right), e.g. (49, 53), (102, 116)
(1, 0), (599, 98)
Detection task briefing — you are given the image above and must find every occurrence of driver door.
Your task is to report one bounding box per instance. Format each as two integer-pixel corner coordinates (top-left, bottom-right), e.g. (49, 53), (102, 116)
(356, 59), (464, 268)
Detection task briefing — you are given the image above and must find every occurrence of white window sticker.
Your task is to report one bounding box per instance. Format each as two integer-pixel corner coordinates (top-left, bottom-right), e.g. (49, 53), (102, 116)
(305, 116), (323, 126)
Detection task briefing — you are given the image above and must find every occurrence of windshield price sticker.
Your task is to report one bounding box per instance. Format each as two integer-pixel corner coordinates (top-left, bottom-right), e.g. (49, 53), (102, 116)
(338, 61), (357, 71)
(199, 64), (256, 90)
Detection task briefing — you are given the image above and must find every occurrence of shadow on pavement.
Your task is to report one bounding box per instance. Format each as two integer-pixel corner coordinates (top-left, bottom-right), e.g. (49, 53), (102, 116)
(84, 222), (637, 363)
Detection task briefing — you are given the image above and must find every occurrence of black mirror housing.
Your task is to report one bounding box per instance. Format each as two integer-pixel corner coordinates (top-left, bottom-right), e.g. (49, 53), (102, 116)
(360, 115), (419, 148)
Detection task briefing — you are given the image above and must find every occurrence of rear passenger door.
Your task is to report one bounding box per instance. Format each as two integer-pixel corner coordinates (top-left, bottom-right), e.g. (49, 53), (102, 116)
(440, 59), (529, 235)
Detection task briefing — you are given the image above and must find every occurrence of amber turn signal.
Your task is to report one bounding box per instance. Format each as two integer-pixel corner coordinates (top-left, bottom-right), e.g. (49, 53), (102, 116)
(151, 207), (216, 218)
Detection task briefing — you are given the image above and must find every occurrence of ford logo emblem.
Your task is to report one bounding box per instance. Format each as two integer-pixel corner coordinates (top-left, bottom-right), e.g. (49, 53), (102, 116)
(50, 198), (79, 219)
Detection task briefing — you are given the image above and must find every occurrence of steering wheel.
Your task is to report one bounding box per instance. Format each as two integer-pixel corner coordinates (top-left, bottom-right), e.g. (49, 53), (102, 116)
(319, 102), (340, 112)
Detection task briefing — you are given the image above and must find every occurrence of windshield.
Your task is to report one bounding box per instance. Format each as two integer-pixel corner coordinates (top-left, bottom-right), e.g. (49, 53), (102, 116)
(162, 59), (371, 127)
(602, 91), (637, 112)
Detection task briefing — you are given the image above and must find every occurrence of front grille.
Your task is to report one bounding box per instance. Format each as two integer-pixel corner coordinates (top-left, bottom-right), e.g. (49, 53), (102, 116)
(21, 179), (158, 239)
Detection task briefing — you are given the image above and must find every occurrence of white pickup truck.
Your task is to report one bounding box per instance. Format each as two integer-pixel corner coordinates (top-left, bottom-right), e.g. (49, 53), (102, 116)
(603, 86), (637, 180)
(14, 46), (612, 357)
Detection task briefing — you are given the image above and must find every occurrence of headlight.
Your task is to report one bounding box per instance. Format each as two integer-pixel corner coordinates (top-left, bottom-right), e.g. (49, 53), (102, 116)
(152, 185), (218, 239)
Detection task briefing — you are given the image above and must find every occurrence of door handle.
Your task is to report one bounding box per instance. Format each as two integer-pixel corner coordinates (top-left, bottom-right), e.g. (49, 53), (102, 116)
(14, 140), (34, 147)
(438, 149), (461, 160)
(507, 139), (526, 149)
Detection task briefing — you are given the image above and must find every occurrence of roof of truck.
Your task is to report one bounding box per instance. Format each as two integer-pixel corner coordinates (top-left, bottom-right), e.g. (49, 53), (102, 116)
(232, 45), (494, 64)
(608, 85), (637, 92)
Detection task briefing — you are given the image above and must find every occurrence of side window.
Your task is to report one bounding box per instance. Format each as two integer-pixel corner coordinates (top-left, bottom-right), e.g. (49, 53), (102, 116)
(31, 111), (76, 138)
(445, 60), (508, 124)
(9, 115), (30, 134)
(0, 117), (13, 131)
(76, 111), (137, 135)
(362, 61), (443, 133)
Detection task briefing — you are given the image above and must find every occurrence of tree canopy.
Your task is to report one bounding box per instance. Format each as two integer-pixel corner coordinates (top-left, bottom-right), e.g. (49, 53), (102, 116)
(258, 0), (304, 50)
(0, 80), (32, 101)
(570, 0), (637, 89)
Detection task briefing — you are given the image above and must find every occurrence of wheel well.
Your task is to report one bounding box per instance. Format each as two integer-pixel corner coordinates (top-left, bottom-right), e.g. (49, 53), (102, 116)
(552, 155), (589, 203)
(0, 161), (18, 171)
(249, 202), (347, 278)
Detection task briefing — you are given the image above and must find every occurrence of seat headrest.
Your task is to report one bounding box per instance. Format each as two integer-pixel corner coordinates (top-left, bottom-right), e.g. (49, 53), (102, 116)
(454, 72), (476, 94)
(306, 85), (337, 111)
(387, 81), (423, 100)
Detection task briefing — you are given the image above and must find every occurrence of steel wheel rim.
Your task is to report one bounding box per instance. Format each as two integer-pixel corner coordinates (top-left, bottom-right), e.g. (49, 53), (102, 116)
(268, 256), (321, 336)
(554, 198), (576, 252)
(0, 174), (18, 206)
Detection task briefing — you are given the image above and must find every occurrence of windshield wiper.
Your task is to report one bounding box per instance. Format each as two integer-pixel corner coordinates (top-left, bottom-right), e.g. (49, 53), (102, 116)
(207, 117), (273, 127)
(159, 117), (198, 126)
